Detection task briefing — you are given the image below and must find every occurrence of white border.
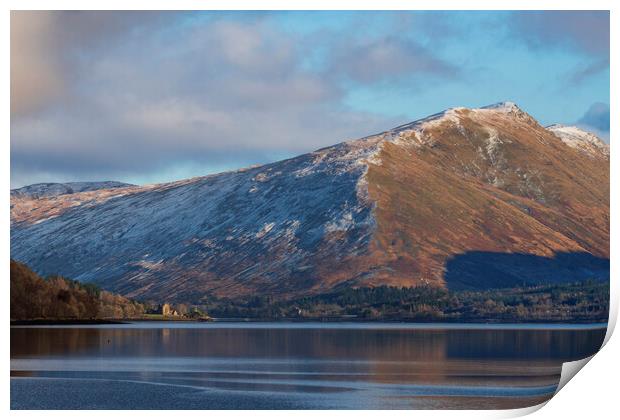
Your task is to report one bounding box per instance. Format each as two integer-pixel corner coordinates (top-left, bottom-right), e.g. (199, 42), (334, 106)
(3, 1), (617, 419)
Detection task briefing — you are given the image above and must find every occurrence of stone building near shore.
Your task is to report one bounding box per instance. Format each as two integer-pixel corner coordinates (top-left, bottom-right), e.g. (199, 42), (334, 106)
(161, 303), (178, 317)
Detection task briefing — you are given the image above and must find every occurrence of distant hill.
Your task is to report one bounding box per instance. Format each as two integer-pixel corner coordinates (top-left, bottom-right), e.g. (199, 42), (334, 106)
(10, 260), (144, 321)
(11, 181), (135, 199)
(10, 102), (609, 303)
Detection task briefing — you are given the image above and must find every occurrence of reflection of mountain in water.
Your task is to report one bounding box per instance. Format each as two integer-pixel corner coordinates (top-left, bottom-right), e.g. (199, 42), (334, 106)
(11, 325), (606, 361)
(10, 324), (607, 409)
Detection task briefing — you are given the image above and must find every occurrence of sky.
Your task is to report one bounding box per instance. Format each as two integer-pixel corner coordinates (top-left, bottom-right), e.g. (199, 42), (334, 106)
(10, 10), (610, 189)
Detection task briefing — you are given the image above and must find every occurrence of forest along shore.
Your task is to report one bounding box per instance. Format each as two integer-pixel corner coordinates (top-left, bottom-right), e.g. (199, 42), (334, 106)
(10, 260), (210, 324)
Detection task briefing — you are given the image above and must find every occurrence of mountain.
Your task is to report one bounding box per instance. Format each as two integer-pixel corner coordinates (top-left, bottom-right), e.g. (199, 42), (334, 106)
(11, 181), (134, 199)
(10, 102), (609, 302)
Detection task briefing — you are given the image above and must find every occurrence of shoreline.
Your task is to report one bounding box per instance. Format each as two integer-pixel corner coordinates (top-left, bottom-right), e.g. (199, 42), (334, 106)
(10, 317), (609, 327)
(10, 319), (129, 326)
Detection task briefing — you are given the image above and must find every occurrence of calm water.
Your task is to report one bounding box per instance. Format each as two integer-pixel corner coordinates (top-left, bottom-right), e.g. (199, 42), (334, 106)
(10, 322), (607, 409)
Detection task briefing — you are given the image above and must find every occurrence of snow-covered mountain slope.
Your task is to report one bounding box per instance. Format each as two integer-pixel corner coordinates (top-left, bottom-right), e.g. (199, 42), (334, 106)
(547, 124), (610, 159)
(11, 138), (382, 300)
(11, 181), (135, 199)
(10, 103), (609, 301)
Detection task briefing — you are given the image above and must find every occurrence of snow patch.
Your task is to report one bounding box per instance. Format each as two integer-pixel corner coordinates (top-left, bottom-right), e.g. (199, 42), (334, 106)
(547, 124), (609, 158)
(386, 108), (465, 148)
(255, 222), (276, 238)
(324, 212), (354, 233)
(135, 260), (164, 271)
(480, 101), (521, 113)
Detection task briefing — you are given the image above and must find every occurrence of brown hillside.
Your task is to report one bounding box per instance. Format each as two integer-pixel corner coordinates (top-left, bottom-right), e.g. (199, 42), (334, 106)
(359, 105), (609, 289)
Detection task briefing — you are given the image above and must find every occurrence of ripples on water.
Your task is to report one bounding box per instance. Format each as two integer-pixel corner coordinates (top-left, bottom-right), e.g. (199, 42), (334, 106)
(10, 322), (606, 409)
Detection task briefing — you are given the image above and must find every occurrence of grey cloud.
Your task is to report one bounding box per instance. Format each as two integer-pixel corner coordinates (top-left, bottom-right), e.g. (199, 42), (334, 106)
(509, 11), (610, 88)
(11, 99), (396, 186)
(330, 36), (456, 83)
(569, 58), (610, 85)
(510, 11), (609, 57)
(11, 12), (65, 117)
(577, 102), (610, 134)
(11, 13), (404, 188)
(10, 11), (177, 117)
(11, 12), (464, 189)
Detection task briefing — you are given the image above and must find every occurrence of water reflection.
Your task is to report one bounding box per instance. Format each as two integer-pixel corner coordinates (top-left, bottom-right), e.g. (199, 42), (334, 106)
(10, 323), (606, 409)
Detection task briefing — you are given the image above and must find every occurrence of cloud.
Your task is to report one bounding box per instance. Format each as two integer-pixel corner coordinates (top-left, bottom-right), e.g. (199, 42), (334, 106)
(577, 103), (610, 140)
(329, 36), (456, 83)
(510, 11), (609, 57)
(10, 12), (65, 116)
(11, 11), (609, 188)
(11, 13), (408, 188)
(10, 11), (174, 117)
(509, 11), (610, 88)
(569, 59), (610, 85)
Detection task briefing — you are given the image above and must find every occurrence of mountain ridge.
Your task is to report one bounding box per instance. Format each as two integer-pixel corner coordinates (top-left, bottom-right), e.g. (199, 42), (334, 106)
(11, 181), (135, 199)
(10, 102), (609, 302)
(10, 102), (608, 198)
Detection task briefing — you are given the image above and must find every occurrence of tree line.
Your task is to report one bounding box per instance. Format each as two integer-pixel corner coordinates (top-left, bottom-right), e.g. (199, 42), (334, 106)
(200, 281), (609, 322)
(11, 258), (609, 323)
(10, 260), (145, 320)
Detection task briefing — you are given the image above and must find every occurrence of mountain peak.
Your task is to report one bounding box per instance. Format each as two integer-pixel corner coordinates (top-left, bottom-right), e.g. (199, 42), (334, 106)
(480, 101), (521, 112)
(383, 102), (540, 150)
(389, 101), (534, 136)
(477, 101), (539, 125)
